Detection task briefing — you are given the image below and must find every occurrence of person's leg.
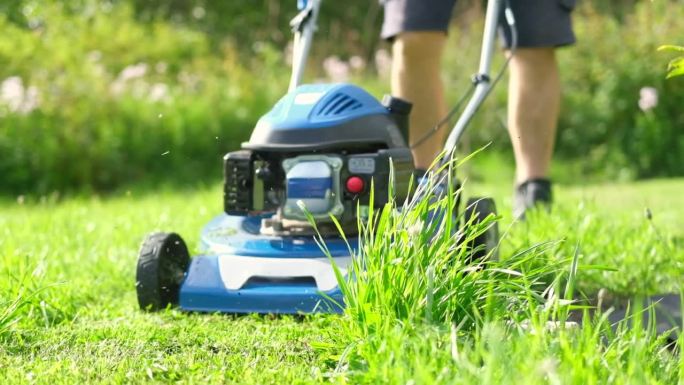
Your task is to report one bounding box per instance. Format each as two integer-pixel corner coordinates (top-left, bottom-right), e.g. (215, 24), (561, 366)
(499, 0), (576, 217)
(391, 32), (448, 170)
(507, 48), (560, 184)
(381, 0), (457, 171)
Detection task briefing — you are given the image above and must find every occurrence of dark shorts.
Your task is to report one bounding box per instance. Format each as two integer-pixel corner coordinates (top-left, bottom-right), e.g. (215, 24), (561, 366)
(381, 0), (576, 48)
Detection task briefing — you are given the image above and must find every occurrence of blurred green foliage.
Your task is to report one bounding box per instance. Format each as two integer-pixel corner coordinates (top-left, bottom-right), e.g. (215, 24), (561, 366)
(556, 2), (684, 179)
(129, 0), (384, 62)
(0, 0), (682, 194)
(0, 1), (289, 193)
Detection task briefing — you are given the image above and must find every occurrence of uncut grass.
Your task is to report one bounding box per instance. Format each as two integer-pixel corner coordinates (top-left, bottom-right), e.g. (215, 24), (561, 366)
(334, 168), (566, 335)
(329, 170), (683, 384)
(1, 178), (683, 383)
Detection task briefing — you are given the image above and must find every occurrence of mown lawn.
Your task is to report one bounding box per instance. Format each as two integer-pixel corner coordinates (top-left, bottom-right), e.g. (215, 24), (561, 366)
(1, 177), (683, 384)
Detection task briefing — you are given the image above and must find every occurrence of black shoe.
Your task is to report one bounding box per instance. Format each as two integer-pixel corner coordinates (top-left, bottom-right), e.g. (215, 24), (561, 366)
(513, 178), (552, 219)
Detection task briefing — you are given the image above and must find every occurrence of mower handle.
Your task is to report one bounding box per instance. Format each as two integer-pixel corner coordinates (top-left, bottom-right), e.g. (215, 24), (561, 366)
(441, 0), (506, 163)
(289, 0), (321, 91)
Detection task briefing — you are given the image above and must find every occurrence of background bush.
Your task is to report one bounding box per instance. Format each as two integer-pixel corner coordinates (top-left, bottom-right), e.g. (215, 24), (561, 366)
(557, 2), (684, 179)
(0, 0), (682, 194)
(0, 1), (289, 193)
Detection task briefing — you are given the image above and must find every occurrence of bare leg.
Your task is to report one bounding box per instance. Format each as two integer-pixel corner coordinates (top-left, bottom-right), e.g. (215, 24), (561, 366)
(391, 32), (448, 170)
(507, 48), (560, 183)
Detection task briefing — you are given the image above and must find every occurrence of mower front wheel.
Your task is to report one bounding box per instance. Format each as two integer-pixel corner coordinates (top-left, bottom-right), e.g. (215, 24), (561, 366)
(463, 197), (500, 262)
(136, 232), (190, 311)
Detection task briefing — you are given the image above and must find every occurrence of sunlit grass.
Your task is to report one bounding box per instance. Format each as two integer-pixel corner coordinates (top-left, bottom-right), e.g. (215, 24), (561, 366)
(0, 176), (683, 383)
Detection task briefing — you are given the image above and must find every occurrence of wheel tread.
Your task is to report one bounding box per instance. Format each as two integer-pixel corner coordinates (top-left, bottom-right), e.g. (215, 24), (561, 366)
(135, 232), (189, 312)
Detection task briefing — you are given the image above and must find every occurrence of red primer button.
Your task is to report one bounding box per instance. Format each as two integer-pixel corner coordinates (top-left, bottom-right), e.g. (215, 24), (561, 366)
(346, 176), (365, 194)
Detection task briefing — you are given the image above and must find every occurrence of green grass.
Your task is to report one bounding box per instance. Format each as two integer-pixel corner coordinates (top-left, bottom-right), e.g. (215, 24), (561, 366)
(1, 175), (683, 384)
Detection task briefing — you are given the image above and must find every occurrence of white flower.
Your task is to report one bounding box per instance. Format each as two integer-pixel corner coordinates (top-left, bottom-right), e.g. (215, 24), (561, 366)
(638, 86), (658, 112)
(0, 76), (40, 114)
(1, 76), (24, 111)
(118, 63), (148, 82)
(149, 83), (169, 102)
(111, 63), (151, 97)
(349, 55), (366, 72)
(322, 56), (350, 83)
(192, 6), (206, 20)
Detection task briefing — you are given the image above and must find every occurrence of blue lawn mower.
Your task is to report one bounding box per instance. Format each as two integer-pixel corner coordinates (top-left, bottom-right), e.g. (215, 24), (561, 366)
(135, 0), (513, 314)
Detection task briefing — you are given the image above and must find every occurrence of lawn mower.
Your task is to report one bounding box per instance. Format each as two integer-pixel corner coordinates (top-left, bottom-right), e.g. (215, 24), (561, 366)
(135, 0), (513, 314)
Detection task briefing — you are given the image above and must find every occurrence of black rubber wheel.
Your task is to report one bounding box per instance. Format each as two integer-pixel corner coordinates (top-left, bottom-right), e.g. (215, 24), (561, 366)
(463, 197), (499, 262)
(136, 232), (190, 311)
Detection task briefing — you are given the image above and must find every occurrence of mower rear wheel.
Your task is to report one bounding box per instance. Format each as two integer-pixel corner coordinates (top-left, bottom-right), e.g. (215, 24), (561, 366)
(136, 232), (190, 311)
(463, 197), (500, 262)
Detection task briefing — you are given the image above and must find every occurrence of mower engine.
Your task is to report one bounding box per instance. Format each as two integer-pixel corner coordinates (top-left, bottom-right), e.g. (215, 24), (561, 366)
(223, 83), (415, 236)
(136, 83), (500, 315)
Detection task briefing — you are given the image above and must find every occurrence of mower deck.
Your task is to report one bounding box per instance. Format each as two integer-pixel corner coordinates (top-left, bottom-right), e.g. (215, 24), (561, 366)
(179, 213), (353, 314)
